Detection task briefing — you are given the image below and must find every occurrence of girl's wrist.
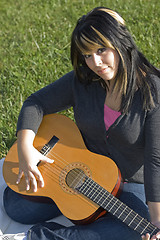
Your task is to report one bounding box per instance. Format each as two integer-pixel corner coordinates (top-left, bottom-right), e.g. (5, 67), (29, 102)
(17, 129), (35, 147)
(148, 202), (160, 224)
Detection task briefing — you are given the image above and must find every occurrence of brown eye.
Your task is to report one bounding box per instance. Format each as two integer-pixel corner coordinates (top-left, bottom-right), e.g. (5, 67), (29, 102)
(97, 48), (106, 54)
(83, 54), (91, 59)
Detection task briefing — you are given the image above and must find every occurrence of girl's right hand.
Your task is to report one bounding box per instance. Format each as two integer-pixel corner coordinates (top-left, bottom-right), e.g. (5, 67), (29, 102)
(16, 129), (54, 192)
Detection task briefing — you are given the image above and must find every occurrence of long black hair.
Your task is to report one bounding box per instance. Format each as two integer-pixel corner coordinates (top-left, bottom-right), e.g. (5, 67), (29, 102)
(71, 7), (160, 113)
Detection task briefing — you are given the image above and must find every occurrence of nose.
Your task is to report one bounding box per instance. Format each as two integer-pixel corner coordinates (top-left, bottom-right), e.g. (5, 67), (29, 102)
(92, 54), (102, 66)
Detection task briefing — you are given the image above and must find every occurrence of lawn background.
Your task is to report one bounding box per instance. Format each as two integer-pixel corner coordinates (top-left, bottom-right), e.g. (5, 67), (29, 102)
(0, 0), (160, 159)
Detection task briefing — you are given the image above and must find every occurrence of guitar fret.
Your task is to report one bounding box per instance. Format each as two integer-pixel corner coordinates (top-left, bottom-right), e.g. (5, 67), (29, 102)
(79, 178), (98, 199)
(96, 189), (109, 204)
(122, 210), (133, 223)
(134, 218), (144, 231)
(102, 195), (114, 209)
(128, 213), (138, 226)
(112, 202), (123, 215)
(84, 180), (97, 197)
(81, 179), (105, 204)
(150, 227), (159, 237)
(88, 181), (101, 200)
(79, 178), (92, 193)
(98, 191), (110, 206)
(140, 223), (151, 235)
(88, 182), (110, 205)
(139, 220), (159, 236)
(117, 206), (127, 219)
(6, 114), (160, 238)
(75, 175), (160, 238)
(107, 198), (119, 212)
(90, 186), (103, 201)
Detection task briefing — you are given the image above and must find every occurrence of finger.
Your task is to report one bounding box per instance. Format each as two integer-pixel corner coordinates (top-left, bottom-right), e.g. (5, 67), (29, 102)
(24, 171), (38, 192)
(142, 235), (148, 240)
(29, 172), (38, 192)
(32, 167), (44, 188)
(23, 173), (31, 191)
(141, 233), (150, 240)
(150, 234), (156, 240)
(156, 233), (160, 239)
(16, 170), (23, 184)
(41, 155), (54, 164)
(26, 179), (30, 191)
(151, 234), (160, 240)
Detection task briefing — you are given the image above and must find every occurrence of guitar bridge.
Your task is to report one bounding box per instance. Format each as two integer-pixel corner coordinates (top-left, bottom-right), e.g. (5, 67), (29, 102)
(37, 136), (59, 166)
(40, 136), (59, 156)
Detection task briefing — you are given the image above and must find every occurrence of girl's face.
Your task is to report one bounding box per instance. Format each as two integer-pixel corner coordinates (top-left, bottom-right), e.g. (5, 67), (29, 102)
(83, 47), (120, 83)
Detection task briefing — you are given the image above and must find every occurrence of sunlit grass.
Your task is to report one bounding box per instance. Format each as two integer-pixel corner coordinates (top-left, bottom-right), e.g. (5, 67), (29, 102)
(0, 0), (160, 158)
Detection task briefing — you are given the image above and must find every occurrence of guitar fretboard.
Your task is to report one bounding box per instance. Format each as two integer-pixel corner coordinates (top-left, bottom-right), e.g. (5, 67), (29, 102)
(74, 176), (159, 237)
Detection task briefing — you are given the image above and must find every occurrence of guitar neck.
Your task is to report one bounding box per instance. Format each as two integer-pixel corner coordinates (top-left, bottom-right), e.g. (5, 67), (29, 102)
(75, 176), (159, 237)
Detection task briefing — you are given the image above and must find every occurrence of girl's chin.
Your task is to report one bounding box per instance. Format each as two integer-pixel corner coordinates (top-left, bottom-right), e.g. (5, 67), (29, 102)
(101, 75), (115, 82)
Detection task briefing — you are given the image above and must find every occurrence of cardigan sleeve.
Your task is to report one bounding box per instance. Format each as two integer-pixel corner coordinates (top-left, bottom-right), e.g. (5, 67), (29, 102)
(17, 71), (75, 134)
(144, 77), (160, 202)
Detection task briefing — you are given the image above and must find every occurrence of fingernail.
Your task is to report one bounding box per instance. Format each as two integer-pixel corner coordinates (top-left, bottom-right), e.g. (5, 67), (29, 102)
(41, 182), (44, 188)
(49, 160), (54, 163)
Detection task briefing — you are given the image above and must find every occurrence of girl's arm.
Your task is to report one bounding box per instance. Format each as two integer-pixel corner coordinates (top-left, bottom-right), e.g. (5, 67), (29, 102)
(142, 202), (160, 240)
(16, 129), (54, 192)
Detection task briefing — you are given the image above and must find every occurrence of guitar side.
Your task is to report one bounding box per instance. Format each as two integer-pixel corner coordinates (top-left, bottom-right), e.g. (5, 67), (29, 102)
(3, 114), (121, 224)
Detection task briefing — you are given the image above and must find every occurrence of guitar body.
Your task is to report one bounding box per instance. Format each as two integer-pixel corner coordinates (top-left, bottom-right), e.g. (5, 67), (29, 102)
(3, 114), (122, 224)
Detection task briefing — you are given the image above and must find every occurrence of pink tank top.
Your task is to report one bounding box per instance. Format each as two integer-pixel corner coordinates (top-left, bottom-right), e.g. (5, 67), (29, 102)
(104, 104), (121, 130)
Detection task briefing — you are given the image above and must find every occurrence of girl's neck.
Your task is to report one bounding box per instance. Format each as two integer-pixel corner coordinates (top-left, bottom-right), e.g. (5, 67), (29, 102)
(105, 86), (122, 111)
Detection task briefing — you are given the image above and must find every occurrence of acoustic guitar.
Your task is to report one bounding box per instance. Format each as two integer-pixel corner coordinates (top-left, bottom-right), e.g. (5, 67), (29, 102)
(3, 114), (160, 237)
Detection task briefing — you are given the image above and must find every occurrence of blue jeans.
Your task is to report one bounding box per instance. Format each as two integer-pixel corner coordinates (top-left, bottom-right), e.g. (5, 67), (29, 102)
(3, 183), (150, 240)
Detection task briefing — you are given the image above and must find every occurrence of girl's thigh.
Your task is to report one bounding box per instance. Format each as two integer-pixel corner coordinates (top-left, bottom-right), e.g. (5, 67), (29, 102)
(3, 187), (61, 224)
(27, 183), (150, 240)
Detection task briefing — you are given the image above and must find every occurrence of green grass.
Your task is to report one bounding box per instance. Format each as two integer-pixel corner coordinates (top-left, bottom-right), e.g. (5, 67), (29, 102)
(0, 0), (160, 159)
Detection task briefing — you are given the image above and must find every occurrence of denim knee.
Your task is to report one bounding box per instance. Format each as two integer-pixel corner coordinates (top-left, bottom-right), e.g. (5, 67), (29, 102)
(3, 187), (61, 224)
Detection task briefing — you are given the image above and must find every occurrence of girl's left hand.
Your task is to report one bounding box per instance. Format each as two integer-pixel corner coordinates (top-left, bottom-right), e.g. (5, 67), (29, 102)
(141, 232), (160, 240)
(141, 222), (160, 240)
(142, 197), (160, 239)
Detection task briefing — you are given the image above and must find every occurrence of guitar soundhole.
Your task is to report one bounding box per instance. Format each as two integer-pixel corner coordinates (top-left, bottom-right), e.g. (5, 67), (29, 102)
(59, 162), (91, 194)
(66, 168), (86, 190)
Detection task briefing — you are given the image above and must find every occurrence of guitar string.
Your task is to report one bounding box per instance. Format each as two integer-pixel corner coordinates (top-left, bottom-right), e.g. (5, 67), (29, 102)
(43, 151), (85, 186)
(38, 149), (155, 232)
(78, 177), (157, 233)
(43, 151), (153, 231)
(43, 166), (156, 233)
(38, 162), (99, 212)
(35, 164), (98, 211)
(46, 150), (88, 184)
(76, 179), (156, 234)
(43, 161), (156, 233)
(40, 146), (86, 190)
(45, 150), (97, 199)
(82, 177), (156, 233)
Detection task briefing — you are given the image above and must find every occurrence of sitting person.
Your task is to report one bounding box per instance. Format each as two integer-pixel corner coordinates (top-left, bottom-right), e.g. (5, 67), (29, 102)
(3, 7), (160, 240)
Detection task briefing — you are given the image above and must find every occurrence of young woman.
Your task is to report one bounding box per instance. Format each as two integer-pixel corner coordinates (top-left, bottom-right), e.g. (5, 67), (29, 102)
(3, 7), (160, 240)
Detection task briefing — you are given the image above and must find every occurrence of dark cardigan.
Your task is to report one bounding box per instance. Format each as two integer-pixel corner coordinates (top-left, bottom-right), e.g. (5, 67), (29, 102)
(17, 71), (160, 202)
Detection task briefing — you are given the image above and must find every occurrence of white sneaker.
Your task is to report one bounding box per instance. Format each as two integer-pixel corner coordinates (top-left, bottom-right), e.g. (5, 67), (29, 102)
(0, 233), (26, 240)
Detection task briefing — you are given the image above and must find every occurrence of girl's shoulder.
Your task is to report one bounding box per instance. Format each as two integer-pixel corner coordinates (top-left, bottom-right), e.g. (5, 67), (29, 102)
(148, 73), (160, 111)
(149, 69), (160, 82)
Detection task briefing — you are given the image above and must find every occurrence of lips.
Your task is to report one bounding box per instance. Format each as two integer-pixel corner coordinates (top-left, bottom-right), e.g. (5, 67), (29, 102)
(97, 67), (109, 74)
